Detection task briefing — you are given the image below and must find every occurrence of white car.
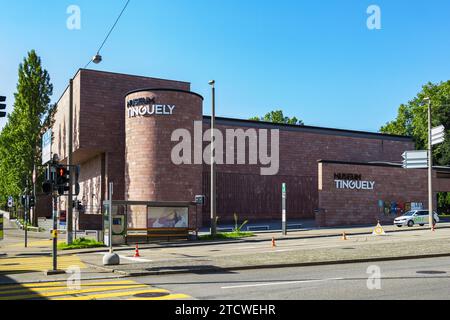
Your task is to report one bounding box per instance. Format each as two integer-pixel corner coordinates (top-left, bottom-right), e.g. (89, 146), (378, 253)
(394, 210), (440, 227)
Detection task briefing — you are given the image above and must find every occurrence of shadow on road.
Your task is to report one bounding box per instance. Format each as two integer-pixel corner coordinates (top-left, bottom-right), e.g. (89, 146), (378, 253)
(0, 273), (46, 300)
(147, 265), (238, 275)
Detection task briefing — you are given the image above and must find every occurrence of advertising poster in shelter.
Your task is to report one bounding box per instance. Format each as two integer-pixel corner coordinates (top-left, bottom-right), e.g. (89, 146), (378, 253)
(147, 207), (189, 228)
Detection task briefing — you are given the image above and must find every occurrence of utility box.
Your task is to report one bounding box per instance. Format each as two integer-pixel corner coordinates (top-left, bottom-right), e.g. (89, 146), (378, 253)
(103, 201), (126, 246)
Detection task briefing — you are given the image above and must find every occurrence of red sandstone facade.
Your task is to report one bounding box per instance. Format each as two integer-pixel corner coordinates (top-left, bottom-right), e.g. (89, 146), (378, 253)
(45, 68), (443, 230)
(317, 161), (450, 227)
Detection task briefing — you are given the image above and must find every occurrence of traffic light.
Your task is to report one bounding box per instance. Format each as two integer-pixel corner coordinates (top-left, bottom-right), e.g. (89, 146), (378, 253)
(42, 164), (56, 195)
(74, 165), (80, 196)
(72, 200), (82, 211)
(56, 165), (70, 186)
(42, 181), (53, 195)
(41, 163), (80, 196)
(0, 96), (6, 118)
(56, 165), (70, 195)
(21, 195), (27, 207)
(29, 196), (35, 208)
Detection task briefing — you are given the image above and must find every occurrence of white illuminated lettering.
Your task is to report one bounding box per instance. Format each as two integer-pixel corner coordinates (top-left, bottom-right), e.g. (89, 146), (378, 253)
(334, 178), (375, 191)
(127, 99), (177, 118)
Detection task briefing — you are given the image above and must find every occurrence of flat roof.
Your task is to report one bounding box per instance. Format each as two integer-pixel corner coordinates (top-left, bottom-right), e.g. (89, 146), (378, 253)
(204, 116), (413, 142)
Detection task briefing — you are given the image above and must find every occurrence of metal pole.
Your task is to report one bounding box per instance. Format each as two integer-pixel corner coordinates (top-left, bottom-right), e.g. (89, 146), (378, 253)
(52, 193), (58, 271)
(282, 183), (287, 236)
(428, 100), (434, 230)
(67, 79), (74, 245)
(109, 182), (113, 253)
(24, 183), (28, 248)
(210, 81), (217, 237)
(33, 165), (36, 227)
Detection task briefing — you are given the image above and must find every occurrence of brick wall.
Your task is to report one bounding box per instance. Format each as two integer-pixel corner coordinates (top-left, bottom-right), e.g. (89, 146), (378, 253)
(50, 70), (417, 229)
(51, 69), (192, 228)
(125, 89), (203, 229)
(201, 119), (414, 224)
(317, 161), (450, 227)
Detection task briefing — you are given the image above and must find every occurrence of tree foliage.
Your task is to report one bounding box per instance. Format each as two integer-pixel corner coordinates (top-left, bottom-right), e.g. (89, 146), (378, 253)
(0, 50), (53, 207)
(381, 81), (450, 213)
(250, 110), (304, 125)
(380, 81), (450, 165)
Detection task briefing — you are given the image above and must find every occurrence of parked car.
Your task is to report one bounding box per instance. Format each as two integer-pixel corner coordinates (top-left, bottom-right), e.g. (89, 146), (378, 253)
(394, 210), (440, 227)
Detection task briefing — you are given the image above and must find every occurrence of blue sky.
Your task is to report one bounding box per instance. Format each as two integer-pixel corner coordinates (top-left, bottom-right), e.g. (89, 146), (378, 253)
(1, 0), (450, 132)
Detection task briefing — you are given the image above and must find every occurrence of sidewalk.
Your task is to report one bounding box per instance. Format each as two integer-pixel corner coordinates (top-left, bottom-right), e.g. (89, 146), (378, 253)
(56, 222), (450, 256)
(80, 226), (450, 276)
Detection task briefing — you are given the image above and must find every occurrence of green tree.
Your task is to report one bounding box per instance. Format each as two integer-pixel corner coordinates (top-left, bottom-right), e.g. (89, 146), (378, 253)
(250, 110), (304, 125)
(381, 81), (450, 213)
(380, 81), (450, 165)
(0, 50), (53, 221)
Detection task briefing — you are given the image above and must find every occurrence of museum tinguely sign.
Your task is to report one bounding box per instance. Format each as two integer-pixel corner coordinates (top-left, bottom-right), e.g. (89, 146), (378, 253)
(334, 173), (375, 190)
(127, 97), (176, 118)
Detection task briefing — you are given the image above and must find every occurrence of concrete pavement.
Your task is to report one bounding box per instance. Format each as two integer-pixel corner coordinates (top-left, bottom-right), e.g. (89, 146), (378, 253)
(80, 226), (450, 276)
(132, 256), (450, 300)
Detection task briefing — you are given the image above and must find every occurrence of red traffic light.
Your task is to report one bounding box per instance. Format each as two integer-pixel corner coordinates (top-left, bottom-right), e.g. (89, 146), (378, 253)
(58, 167), (67, 177)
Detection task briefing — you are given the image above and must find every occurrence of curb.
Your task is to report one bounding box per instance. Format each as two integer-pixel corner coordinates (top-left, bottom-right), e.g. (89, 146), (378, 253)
(83, 252), (450, 277)
(61, 224), (450, 256)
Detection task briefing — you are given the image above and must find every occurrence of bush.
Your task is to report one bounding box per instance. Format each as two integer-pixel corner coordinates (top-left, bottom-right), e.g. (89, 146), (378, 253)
(199, 231), (255, 241)
(58, 237), (105, 250)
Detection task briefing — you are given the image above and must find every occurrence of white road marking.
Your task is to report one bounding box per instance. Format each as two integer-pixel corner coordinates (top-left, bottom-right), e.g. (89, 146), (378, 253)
(93, 252), (152, 263)
(119, 255), (153, 263)
(221, 277), (343, 290)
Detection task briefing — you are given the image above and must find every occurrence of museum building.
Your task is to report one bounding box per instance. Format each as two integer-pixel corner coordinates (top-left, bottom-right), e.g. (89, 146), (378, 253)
(41, 69), (450, 231)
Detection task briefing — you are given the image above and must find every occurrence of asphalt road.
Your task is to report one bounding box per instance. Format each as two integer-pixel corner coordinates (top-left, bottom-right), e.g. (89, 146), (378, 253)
(133, 257), (450, 300)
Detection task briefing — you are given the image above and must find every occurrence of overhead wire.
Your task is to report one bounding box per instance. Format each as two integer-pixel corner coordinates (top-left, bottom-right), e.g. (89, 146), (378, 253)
(84, 0), (131, 68)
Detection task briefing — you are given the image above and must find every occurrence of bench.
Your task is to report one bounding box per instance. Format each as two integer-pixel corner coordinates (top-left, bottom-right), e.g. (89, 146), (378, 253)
(126, 228), (198, 244)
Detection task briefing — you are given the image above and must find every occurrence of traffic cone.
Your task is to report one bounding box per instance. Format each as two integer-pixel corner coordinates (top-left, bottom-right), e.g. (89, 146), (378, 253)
(342, 232), (348, 240)
(272, 237), (276, 247)
(134, 243), (141, 258)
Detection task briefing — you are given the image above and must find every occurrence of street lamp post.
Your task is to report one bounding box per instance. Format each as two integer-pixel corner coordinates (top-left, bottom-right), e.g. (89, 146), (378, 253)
(424, 97), (434, 230)
(209, 80), (217, 237)
(67, 55), (102, 245)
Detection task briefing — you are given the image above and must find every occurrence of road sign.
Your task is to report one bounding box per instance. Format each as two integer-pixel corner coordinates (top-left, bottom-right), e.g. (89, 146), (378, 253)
(372, 222), (386, 236)
(402, 150), (428, 169)
(431, 125), (445, 146)
(195, 195), (206, 205)
(42, 129), (52, 165)
(0, 96), (6, 118)
(7, 196), (13, 208)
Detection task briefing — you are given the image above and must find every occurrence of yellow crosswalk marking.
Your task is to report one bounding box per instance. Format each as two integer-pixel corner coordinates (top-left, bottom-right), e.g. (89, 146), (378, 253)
(0, 280), (135, 291)
(0, 280), (138, 296)
(9, 240), (64, 248)
(131, 294), (191, 300)
(55, 288), (171, 300)
(0, 279), (190, 301)
(0, 255), (85, 273)
(0, 284), (148, 300)
(0, 281), (66, 291)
